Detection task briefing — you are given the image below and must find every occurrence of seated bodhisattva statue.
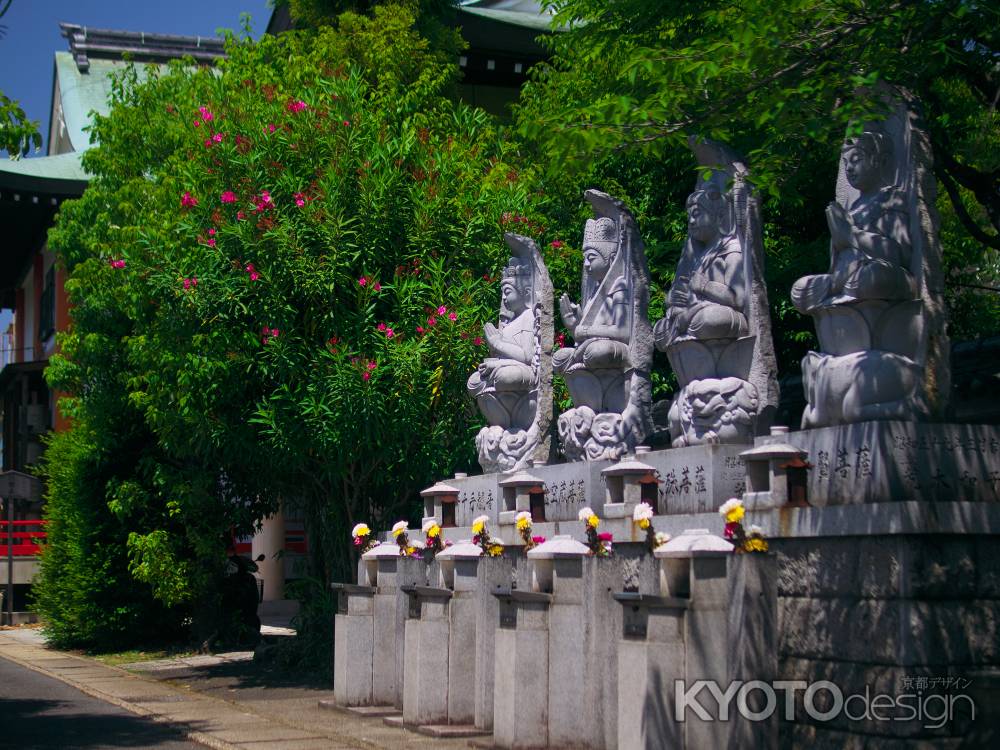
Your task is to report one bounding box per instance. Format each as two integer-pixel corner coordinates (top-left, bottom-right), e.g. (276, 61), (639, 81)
(468, 233), (553, 472)
(555, 190), (653, 461)
(789, 106), (950, 428)
(659, 186), (749, 348)
(792, 132), (915, 314)
(652, 139), (775, 448)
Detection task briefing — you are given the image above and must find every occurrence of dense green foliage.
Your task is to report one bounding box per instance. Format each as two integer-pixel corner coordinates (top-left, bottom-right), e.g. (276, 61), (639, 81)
(39, 5), (540, 648)
(517, 0), (1000, 359)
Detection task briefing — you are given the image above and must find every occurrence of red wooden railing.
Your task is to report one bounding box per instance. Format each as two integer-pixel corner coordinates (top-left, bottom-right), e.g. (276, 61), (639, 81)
(0, 520), (47, 557)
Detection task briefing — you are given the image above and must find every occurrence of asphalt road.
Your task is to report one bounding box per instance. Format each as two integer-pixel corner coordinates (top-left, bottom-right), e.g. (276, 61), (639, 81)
(0, 654), (202, 749)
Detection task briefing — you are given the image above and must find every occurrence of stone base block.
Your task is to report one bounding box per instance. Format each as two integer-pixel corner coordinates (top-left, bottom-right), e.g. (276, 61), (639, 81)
(752, 420), (1000, 506)
(403, 615), (450, 726)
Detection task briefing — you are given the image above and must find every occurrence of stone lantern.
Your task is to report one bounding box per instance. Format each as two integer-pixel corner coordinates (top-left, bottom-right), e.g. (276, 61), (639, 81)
(601, 446), (660, 516)
(420, 475), (462, 529)
(740, 426), (810, 510)
(497, 464), (547, 525)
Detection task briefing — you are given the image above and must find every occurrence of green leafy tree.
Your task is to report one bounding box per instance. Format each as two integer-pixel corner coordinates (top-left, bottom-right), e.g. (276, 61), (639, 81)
(42, 5), (540, 648)
(517, 0), (1000, 374)
(0, 1), (41, 157)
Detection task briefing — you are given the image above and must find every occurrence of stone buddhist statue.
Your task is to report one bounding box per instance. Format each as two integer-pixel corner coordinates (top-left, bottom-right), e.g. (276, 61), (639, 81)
(790, 98), (950, 428)
(555, 190), (653, 461)
(468, 232), (553, 472)
(653, 139), (778, 447)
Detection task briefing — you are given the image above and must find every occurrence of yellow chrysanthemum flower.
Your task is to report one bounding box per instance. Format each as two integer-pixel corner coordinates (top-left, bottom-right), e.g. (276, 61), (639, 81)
(471, 520), (485, 535)
(487, 543), (504, 557)
(427, 524), (440, 538)
(405, 546), (417, 556)
(638, 518), (650, 530)
(745, 537), (769, 553)
(725, 504), (745, 524)
(587, 514), (600, 529)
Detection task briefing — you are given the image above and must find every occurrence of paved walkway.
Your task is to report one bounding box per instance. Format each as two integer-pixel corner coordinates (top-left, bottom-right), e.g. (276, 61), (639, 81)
(0, 627), (479, 750)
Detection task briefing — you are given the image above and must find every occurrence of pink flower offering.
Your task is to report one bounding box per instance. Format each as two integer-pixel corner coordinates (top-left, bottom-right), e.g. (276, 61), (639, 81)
(531, 536), (546, 545)
(181, 192), (198, 208)
(598, 532), (613, 543)
(220, 191), (236, 204)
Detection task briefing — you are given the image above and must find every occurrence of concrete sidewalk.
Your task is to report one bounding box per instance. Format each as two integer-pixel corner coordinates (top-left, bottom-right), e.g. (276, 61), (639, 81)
(0, 628), (479, 750)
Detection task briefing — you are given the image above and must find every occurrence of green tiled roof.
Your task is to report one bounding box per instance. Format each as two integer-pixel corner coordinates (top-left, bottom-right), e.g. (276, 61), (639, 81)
(54, 50), (137, 153)
(458, 6), (558, 32)
(0, 151), (89, 194)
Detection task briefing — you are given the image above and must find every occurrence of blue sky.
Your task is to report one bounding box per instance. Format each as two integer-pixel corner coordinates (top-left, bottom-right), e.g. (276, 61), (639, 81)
(0, 0), (272, 156)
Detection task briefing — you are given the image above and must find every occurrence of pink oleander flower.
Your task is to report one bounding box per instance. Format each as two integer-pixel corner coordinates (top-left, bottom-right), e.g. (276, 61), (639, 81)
(385, 328), (394, 338)
(358, 276), (368, 286)
(109, 258), (126, 269)
(193, 118), (201, 128)
(377, 322), (387, 332)
(203, 139), (212, 148)
(183, 276), (198, 290)
(287, 99), (308, 113)
(448, 312), (457, 322)
(181, 192), (198, 208)
(550, 239), (564, 248)
(373, 282), (381, 292)
(437, 305), (447, 315)
(212, 132), (224, 143)
(367, 360), (377, 371)
(342, 120), (350, 127)
(208, 228), (216, 236)
(271, 328), (280, 337)
(416, 326), (425, 334)
(266, 123), (276, 134)
(220, 191), (236, 204)
(293, 192), (306, 207)
(237, 210), (246, 221)
(254, 191), (273, 213)
(427, 316), (437, 327)
(362, 371), (371, 381)
(474, 336), (483, 346)
(206, 238), (216, 247)
(198, 106), (214, 122)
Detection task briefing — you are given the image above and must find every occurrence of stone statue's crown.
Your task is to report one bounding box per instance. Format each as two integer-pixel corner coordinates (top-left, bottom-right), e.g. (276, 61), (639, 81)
(502, 258), (532, 282)
(583, 217), (617, 246)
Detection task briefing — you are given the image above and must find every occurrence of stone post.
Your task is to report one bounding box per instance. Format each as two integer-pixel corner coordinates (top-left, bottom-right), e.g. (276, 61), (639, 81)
(365, 544), (428, 709)
(437, 540), (485, 726)
(475, 553), (518, 731)
(331, 581), (376, 706)
(492, 589), (552, 749)
(402, 585), (452, 726)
